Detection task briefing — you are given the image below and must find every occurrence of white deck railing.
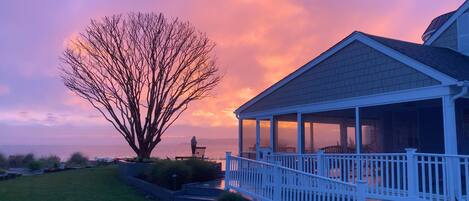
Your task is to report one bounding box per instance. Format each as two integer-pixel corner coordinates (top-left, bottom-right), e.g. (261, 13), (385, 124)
(265, 150), (469, 201)
(225, 152), (366, 201)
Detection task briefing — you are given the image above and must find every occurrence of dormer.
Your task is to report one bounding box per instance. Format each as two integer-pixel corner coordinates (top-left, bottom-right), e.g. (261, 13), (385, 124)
(423, 1), (469, 56)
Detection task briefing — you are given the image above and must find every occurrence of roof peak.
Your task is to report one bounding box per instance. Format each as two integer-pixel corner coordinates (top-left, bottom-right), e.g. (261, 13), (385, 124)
(422, 11), (456, 42)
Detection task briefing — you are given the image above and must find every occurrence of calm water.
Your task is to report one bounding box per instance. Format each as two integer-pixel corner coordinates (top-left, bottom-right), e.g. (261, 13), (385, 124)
(0, 140), (237, 161)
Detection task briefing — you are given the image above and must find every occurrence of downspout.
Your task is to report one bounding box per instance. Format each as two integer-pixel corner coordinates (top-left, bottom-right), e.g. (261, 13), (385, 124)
(445, 81), (469, 199)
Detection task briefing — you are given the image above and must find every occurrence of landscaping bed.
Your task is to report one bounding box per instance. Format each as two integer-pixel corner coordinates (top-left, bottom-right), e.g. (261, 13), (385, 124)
(118, 159), (225, 201)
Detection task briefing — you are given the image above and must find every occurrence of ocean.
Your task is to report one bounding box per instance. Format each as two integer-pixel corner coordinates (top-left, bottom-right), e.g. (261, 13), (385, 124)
(0, 138), (238, 161)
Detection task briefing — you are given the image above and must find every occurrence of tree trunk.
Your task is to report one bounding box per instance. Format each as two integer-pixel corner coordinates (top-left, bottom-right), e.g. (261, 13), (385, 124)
(137, 149), (151, 161)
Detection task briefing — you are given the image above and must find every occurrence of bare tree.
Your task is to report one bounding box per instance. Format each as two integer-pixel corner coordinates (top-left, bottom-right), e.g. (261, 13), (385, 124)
(60, 13), (221, 160)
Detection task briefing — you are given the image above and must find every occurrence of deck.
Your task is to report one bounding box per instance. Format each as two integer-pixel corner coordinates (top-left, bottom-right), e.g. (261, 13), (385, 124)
(225, 150), (469, 201)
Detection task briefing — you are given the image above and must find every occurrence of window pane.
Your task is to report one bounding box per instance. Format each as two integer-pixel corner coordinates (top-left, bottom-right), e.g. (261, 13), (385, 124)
(276, 121), (297, 153)
(242, 119), (256, 153)
(259, 120), (270, 148)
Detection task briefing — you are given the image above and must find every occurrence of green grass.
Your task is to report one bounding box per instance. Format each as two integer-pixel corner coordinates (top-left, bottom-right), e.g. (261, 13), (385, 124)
(0, 166), (150, 201)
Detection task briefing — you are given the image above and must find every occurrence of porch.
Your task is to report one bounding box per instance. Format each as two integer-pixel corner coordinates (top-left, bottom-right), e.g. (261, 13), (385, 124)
(227, 95), (469, 201)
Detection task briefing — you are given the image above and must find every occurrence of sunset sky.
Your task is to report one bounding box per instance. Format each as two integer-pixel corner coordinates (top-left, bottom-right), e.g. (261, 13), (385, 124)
(0, 0), (464, 146)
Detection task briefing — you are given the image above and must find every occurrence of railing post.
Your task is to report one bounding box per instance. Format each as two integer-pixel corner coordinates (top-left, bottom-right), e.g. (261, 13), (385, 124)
(317, 150), (325, 176)
(273, 162), (282, 201)
(356, 180), (367, 201)
(405, 148), (418, 199)
(298, 154), (304, 172)
(446, 156), (462, 201)
(225, 152), (231, 190)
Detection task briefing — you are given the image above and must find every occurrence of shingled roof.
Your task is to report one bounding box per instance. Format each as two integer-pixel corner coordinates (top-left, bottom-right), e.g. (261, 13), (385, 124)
(235, 31), (469, 114)
(422, 11), (456, 42)
(364, 32), (469, 81)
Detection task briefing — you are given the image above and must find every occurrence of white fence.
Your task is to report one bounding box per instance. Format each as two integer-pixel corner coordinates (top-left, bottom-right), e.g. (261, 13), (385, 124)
(225, 152), (366, 201)
(265, 149), (469, 201)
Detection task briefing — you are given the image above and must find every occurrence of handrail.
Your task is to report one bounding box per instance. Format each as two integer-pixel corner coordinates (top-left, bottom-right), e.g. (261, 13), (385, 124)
(271, 152), (407, 156)
(231, 155), (356, 187)
(226, 153), (364, 201)
(267, 150), (469, 201)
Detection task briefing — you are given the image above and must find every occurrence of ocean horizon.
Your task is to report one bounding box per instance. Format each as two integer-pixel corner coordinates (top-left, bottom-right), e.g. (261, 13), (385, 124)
(0, 138), (237, 161)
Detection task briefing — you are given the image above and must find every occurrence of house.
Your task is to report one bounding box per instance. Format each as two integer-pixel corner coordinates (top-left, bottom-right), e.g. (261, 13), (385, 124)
(225, 1), (469, 201)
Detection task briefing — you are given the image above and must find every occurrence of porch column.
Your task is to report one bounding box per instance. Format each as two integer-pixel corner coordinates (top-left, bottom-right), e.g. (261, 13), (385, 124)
(340, 121), (348, 149)
(442, 95), (461, 199)
(355, 107), (362, 154)
(297, 112), (304, 171)
(238, 118), (243, 156)
(255, 118), (261, 160)
(309, 122), (315, 152)
(297, 113), (305, 154)
(442, 95), (458, 154)
(355, 107), (363, 180)
(270, 116), (275, 152)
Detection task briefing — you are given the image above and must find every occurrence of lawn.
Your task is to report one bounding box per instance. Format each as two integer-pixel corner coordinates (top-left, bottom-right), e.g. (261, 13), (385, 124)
(0, 166), (149, 201)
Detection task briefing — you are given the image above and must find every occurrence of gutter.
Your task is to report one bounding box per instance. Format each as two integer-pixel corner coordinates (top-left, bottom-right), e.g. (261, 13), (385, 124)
(452, 81), (469, 100)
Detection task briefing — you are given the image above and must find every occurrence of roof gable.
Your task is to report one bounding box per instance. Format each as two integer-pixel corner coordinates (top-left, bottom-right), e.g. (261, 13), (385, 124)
(241, 41), (440, 114)
(235, 32), (458, 115)
(424, 1), (469, 45)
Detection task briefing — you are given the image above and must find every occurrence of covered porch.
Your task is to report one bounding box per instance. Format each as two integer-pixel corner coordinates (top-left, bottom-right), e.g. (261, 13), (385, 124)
(239, 95), (469, 159)
(231, 86), (469, 201)
(227, 29), (469, 200)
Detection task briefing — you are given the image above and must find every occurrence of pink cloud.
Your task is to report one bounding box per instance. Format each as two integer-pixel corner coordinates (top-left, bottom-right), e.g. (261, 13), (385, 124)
(0, 0), (465, 146)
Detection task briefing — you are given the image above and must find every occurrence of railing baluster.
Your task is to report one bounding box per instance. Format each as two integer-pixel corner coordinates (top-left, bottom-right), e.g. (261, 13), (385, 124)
(429, 156), (434, 199)
(465, 158), (469, 200)
(433, 157), (441, 199)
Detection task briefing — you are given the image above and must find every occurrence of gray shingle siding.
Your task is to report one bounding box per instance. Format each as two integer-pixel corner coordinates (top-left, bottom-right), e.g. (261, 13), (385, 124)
(432, 21), (458, 50)
(241, 41), (441, 114)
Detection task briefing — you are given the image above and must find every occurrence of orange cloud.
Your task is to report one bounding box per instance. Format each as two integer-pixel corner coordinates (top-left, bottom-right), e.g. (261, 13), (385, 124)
(49, 0), (464, 142)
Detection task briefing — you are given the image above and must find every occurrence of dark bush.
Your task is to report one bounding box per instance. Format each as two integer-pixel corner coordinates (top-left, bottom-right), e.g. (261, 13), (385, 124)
(0, 168), (5, 175)
(147, 160), (191, 190)
(0, 153), (7, 169)
(39, 155), (61, 169)
(8, 154), (25, 168)
(28, 161), (41, 171)
(217, 192), (248, 201)
(67, 152), (89, 167)
(183, 159), (218, 181)
(22, 153), (35, 165)
(142, 159), (221, 190)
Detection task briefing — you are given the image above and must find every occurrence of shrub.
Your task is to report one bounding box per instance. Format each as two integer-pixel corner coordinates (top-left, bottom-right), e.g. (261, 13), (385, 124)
(67, 152), (88, 167)
(148, 160), (191, 190)
(217, 192), (248, 201)
(8, 154), (25, 168)
(183, 159), (218, 182)
(22, 153), (35, 165)
(0, 168), (5, 175)
(0, 153), (7, 169)
(28, 161), (41, 171)
(142, 159), (221, 190)
(39, 155), (61, 169)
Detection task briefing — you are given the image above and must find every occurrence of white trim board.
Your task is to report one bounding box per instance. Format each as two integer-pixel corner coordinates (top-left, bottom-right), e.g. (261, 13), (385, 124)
(235, 31), (458, 115)
(238, 85), (452, 119)
(424, 1), (469, 45)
